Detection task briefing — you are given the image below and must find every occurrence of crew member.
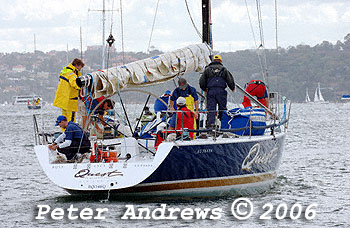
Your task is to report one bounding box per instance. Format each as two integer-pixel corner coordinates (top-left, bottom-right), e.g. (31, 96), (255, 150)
(53, 58), (85, 130)
(90, 99), (114, 136)
(242, 80), (269, 108)
(199, 55), (235, 128)
(170, 78), (199, 120)
(48, 115), (90, 161)
(169, 97), (195, 139)
(154, 90), (171, 114)
(137, 106), (156, 128)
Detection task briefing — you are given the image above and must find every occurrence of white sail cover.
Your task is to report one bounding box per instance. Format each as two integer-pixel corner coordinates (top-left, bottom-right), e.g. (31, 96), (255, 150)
(89, 43), (211, 98)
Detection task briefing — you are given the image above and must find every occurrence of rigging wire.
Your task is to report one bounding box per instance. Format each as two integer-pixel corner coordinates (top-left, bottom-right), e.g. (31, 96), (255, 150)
(256, 0), (264, 47)
(147, 0), (160, 54)
(184, 0), (203, 40)
(255, 0), (269, 89)
(244, 0), (265, 79)
(274, 0), (278, 51)
(109, 0), (115, 34)
(104, 0), (134, 136)
(119, 0), (125, 64)
(274, 0), (280, 116)
(106, 0), (115, 71)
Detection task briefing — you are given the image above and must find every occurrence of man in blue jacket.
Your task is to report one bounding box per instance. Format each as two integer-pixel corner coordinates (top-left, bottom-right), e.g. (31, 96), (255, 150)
(48, 115), (90, 160)
(200, 55), (235, 128)
(170, 78), (199, 120)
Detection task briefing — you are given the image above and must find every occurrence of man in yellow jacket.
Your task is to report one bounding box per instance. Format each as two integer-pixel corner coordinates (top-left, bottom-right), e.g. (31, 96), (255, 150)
(53, 58), (84, 129)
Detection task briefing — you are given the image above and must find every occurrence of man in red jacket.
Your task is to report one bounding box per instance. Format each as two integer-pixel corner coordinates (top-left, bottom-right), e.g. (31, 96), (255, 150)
(242, 80), (269, 108)
(169, 97), (195, 139)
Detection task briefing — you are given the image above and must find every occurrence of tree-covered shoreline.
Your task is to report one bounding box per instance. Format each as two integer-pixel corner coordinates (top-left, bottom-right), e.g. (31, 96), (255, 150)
(1, 35), (349, 103)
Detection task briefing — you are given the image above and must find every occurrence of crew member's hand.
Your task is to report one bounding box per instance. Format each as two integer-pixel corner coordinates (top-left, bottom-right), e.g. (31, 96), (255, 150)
(232, 89), (235, 92)
(195, 111), (199, 119)
(270, 113), (279, 120)
(48, 144), (58, 150)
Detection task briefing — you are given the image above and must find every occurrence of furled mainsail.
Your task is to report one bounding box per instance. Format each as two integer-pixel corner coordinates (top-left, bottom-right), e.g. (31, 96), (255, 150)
(87, 43), (211, 98)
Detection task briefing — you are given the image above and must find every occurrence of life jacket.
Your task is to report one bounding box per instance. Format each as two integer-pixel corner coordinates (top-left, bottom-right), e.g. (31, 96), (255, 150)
(172, 87), (197, 133)
(205, 62), (228, 89)
(53, 63), (81, 112)
(154, 95), (170, 113)
(81, 95), (106, 115)
(242, 80), (268, 108)
(175, 106), (195, 139)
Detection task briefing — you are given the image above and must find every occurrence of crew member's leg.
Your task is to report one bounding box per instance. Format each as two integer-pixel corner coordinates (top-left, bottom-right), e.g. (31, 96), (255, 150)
(57, 147), (76, 160)
(207, 90), (217, 127)
(57, 139), (87, 160)
(217, 89), (227, 121)
(62, 110), (76, 121)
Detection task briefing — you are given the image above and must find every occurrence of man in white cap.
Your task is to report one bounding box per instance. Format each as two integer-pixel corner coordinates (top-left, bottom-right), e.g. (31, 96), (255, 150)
(168, 97), (195, 139)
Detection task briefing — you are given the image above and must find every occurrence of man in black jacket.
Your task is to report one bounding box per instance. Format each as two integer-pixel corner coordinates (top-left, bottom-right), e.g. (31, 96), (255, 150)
(199, 55), (235, 128)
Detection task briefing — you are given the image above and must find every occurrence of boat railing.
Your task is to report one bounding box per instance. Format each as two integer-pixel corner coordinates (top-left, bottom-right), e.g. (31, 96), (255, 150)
(159, 102), (290, 142)
(32, 93), (291, 147)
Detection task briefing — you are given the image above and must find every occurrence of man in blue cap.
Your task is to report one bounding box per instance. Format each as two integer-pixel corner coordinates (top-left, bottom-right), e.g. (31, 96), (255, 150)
(154, 90), (172, 114)
(48, 115), (90, 160)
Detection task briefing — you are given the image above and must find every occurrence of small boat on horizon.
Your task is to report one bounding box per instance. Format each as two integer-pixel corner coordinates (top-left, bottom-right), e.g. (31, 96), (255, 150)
(13, 95), (42, 106)
(27, 97), (42, 110)
(340, 95), (350, 102)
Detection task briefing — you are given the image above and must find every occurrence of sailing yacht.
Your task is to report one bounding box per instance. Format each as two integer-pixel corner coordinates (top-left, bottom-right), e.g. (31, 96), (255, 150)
(32, 0), (291, 197)
(314, 83), (328, 104)
(305, 88), (311, 103)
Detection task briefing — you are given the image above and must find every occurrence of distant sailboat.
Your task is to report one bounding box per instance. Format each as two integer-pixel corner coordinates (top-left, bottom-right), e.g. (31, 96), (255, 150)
(318, 83), (325, 102)
(314, 86), (320, 102)
(305, 88), (311, 103)
(314, 83), (328, 103)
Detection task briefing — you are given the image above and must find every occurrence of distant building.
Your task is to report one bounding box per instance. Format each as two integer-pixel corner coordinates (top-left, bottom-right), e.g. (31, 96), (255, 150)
(48, 51), (57, 56)
(87, 45), (102, 51)
(12, 65), (26, 72)
(87, 45), (116, 53)
(0, 64), (7, 71)
(3, 86), (21, 93)
(36, 72), (50, 79)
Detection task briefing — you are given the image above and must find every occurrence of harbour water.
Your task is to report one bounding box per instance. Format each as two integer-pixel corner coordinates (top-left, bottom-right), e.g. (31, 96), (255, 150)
(0, 103), (349, 227)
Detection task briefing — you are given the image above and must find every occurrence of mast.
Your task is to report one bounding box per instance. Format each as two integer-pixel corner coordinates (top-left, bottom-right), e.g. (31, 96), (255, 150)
(202, 0), (212, 49)
(80, 26), (83, 61)
(89, 0), (117, 69)
(66, 44), (69, 65)
(33, 34), (36, 53)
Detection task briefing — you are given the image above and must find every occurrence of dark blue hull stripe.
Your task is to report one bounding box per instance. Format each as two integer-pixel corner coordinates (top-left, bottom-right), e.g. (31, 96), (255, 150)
(142, 135), (285, 184)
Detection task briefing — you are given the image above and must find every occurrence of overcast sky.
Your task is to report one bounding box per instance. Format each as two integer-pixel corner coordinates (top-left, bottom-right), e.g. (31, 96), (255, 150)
(1, 0), (350, 53)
